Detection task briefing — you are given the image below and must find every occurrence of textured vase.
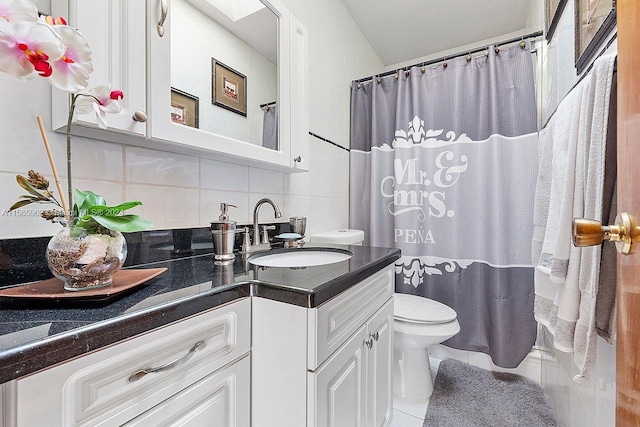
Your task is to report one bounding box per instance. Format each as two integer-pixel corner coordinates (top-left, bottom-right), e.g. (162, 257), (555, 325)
(46, 224), (127, 291)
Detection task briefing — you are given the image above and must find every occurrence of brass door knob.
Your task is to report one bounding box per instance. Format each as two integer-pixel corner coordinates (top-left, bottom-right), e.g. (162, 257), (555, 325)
(572, 212), (639, 255)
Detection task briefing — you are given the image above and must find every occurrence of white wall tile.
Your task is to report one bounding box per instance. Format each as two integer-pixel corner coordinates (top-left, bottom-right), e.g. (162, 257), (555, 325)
(201, 159), (249, 192)
(125, 185), (199, 229)
(596, 338), (616, 426)
(308, 196), (349, 237)
(285, 170), (310, 196)
(200, 189), (250, 225)
(125, 147), (199, 187)
(309, 138), (349, 198)
(284, 195), (310, 221)
(249, 168), (284, 195)
(71, 138), (123, 181)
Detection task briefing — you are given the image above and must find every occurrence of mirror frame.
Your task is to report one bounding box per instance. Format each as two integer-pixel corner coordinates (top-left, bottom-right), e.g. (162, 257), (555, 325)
(148, 0), (304, 170)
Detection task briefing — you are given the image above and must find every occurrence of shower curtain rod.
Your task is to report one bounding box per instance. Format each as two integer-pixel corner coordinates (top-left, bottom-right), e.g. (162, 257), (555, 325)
(354, 30), (543, 84)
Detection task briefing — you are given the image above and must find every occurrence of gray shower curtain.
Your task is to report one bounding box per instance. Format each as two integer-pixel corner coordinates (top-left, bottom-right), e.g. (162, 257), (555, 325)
(349, 44), (538, 368)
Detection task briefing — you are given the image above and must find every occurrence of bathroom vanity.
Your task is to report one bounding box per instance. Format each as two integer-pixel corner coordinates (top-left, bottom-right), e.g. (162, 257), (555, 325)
(0, 243), (399, 426)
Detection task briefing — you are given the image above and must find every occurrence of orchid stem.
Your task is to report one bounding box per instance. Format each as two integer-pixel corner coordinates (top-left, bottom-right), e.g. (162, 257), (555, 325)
(35, 116), (69, 221)
(66, 93), (77, 214)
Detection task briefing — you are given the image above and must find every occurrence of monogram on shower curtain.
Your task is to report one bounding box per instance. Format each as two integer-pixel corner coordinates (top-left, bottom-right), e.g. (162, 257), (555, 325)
(349, 44), (538, 368)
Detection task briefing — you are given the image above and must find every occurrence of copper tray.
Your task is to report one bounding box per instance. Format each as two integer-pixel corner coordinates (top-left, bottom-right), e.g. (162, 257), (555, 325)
(0, 268), (167, 300)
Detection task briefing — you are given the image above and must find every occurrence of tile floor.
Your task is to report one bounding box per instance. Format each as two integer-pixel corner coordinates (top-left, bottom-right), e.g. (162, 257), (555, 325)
(390, 358), (440, 427)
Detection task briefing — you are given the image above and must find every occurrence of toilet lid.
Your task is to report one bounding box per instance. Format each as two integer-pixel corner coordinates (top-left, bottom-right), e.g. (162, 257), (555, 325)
(394, 294), (457, 324)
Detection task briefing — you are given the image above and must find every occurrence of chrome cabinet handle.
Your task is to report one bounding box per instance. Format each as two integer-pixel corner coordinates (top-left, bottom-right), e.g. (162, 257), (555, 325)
(293, 156), (302, 163)
(370, 331), (379, 341)
(157, 0), (168, 37)
(128, 340), (206, 382)
(363, 338), (373, 349)
(132, 110), (148, 122)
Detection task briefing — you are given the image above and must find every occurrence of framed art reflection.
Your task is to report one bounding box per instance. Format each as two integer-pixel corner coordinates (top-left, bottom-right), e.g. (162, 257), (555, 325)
(212, 59), (247, 117)
(575, 0), (616, 74)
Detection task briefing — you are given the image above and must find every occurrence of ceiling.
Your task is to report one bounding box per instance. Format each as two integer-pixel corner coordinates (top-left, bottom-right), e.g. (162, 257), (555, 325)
(340, 0), (533, 66)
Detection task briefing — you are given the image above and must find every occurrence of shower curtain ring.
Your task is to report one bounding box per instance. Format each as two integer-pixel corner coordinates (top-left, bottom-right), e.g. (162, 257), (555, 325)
(376, 77), (381, 84)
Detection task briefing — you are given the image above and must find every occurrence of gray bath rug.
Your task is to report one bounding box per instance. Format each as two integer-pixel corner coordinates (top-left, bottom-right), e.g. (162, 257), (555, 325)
(423, 359), (556, 427)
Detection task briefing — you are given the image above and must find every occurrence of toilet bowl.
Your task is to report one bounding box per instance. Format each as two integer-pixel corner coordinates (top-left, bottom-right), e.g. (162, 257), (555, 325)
(393, 293), (460, 401)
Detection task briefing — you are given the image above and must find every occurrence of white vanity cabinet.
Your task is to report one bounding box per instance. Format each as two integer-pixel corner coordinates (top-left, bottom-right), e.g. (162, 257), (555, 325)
(51, 0), (148, 138)
(4, 298), (251, 427)
(252, 265), (395, 427)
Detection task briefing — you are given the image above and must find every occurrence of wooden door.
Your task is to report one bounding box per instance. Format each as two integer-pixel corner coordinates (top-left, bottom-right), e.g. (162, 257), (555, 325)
(616, 1), (640, 424)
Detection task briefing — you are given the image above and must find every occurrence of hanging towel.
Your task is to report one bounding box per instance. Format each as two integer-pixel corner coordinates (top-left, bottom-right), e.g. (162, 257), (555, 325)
(532, 77), (589, 350)
(573, 52), (617, 382)
(532, 52), (617, 382)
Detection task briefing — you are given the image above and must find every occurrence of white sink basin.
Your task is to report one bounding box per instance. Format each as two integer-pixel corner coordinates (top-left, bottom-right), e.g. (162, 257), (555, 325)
(249, 249), (353, 267)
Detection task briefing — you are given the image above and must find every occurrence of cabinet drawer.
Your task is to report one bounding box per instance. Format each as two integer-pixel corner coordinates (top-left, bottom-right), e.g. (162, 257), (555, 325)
(307, 265), (394, 370)
(14, 298), (250, 427)
(123, 355), (250, 427)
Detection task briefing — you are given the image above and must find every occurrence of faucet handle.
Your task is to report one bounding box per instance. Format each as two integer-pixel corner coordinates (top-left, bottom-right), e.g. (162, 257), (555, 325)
(241, 227), (251, 251)
(260, 225), (276, 244)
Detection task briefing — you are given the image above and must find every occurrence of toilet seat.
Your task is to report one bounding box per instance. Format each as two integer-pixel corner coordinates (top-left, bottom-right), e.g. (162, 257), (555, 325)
(394, 293), (457, 324)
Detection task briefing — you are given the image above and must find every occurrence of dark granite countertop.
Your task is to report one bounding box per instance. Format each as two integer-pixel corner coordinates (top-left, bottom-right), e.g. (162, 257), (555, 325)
(0, 234), (399, 384)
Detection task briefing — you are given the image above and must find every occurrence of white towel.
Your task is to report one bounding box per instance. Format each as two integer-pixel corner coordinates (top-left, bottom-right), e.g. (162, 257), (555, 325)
(533, 52), (617, 382)
(573, 52), (617, 382)
(533, 78), (589, 348)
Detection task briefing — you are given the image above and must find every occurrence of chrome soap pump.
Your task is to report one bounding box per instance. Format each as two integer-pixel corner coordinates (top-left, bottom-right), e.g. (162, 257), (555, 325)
(210, 203), (239, 265)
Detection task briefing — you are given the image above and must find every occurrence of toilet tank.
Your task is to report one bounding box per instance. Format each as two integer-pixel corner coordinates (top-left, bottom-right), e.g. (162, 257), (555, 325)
(310, 229), (365, 245)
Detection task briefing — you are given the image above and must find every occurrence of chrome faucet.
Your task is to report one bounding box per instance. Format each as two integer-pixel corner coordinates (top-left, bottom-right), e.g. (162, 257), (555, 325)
(243, 198), (282, 253)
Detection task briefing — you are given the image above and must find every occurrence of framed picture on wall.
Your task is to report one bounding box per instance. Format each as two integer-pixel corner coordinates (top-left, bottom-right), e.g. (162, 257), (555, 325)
(545, 0), (569, 41)
(212, 59), (247, 117)
(170, 88), (199, 128)
(574, 0), (616, 74)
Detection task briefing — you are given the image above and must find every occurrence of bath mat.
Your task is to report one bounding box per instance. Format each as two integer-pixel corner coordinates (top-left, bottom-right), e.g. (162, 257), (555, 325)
(423, 359), (556, 427)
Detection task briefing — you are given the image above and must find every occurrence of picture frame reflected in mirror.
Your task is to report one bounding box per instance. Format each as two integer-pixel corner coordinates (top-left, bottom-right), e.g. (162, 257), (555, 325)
(170, 88), (199, 128)
(212, 59), (247, 117)
(574, 0), (616, 74)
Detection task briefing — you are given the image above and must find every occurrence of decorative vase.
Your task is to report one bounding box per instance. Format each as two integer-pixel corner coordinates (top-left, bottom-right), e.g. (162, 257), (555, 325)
(46, 224), (127, 291)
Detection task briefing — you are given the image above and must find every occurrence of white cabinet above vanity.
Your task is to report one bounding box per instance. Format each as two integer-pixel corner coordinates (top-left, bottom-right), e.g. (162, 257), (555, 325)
(52, 0), (309, 173)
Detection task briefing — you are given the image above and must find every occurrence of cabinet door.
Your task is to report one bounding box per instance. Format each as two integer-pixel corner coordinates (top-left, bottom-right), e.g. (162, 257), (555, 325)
(52, 0), (147, 137)
(309, 325), (368, 427)
(366, 299), (394, 427)
(123, 355), (250, 427)
(147, 0), (309, 172)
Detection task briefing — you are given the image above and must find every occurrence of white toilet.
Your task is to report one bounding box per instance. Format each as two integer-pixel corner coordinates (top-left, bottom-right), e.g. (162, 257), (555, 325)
(310, 229), (365, 245)
(393, 293), (460, 401)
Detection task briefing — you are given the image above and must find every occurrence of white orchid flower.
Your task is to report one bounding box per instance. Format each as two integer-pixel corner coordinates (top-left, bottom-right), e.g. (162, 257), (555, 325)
(74, 85), (124, 129)
(47, 25), (93, 92)
(0, 0), (38, 24)
(0, 20), (64, 80)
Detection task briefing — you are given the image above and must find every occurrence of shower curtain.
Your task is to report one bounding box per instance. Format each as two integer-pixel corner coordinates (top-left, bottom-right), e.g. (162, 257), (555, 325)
(349, 43), (538, 367)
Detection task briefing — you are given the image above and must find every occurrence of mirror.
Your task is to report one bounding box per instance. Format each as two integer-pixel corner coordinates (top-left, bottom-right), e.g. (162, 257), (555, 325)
(170, 0), (279, 150)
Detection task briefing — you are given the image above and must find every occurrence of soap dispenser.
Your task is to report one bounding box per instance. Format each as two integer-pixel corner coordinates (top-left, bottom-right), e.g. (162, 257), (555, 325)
(210, 203), (238, 265)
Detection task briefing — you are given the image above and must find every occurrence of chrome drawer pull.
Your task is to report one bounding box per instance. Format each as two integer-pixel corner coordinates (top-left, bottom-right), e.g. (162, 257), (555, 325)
(128, 340), (206, 382)
(157, 0), (168, 37)
(370, 331), (379, 341)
